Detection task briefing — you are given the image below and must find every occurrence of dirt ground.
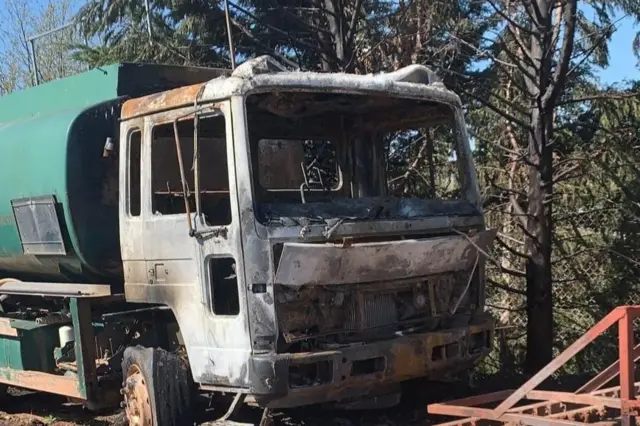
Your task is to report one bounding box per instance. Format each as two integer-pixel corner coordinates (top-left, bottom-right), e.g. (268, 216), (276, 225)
(0, 388), (123, 426)
(0, 379), (472, 426)
(0, 375), (592, 426)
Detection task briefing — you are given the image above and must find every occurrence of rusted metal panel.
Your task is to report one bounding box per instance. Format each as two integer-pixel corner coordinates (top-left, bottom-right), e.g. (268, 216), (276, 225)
(274, 229), (496, 286)
(577, 343), (640, 394)
(0, 368), (83, 399)
(492, 307), (626, 417)
(427, 306), (640, 426)
(257, 321), (493, 409)
(0, 281), (112, 298)
(121, 82), (206, 120)
(618, 311), (635, 425)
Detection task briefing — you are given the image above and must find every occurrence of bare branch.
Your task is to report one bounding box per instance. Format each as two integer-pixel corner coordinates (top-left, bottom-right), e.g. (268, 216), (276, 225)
(486, 302), (526, 312)
(489, 30), (538, 77)
(557, 92), (640, 107)
(509, 194), (534, 236)
(488, 278), (527, 296)
(490, 180), (529, 199)
(499, 264), (528, 278)
(542, 0), (578, 108)
(486, 0), (539, 36)
(548, 162), (581, 185)
(230, 18), (299, 68)
(228, 1), (332, 57)
(496, 235), (529, 259)
(526, 0), (546, 27)
(345, 0), (364, 47)
(460, 88), (532, 130)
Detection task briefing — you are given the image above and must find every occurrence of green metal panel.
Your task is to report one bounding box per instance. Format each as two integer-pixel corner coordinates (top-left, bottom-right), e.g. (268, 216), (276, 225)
(0, 65), (122, 124)
(70, 298), (97, 400)
(0, 63), (227, 283)
(0, 66), (124, 281)
(0, 109), (83, 257)
(0, 320), (59, 372)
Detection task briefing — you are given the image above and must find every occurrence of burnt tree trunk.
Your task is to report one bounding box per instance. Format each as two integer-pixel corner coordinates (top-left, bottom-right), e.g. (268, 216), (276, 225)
(519, 0), (576, 374)
(318, 0), (361, 72)
(524, 110), (555, 373)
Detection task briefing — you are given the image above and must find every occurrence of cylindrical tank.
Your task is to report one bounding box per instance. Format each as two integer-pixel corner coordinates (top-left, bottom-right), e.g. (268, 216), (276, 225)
(0, 63), (229, 287)
(0, 93), (122, 284)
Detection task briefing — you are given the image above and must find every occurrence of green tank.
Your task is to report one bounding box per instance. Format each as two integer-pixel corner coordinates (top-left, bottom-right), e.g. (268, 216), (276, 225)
(0, 63), (226, 284)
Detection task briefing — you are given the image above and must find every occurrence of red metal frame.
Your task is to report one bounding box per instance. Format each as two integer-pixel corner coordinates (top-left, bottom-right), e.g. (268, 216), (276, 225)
(427, 306), (640, 426)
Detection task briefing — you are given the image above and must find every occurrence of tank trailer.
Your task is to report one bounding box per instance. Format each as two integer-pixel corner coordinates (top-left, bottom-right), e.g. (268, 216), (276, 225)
(0, 56), (495, 425)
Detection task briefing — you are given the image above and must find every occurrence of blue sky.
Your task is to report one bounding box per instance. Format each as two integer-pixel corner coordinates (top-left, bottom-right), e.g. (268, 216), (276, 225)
(596, 15), (639, 85)
(1, 0), (638, 86)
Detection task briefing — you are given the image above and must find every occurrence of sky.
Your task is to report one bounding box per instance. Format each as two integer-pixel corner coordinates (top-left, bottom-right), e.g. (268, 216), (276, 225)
(0, 0), (638, 86)
(596, 15), (640, 85)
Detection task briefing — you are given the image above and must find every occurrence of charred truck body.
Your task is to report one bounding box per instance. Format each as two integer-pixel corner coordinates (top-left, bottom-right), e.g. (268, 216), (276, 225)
(0, 57), (495, 424)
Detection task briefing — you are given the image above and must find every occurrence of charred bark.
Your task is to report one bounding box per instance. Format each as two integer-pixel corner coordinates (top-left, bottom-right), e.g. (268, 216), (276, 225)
(521, 0), (576, 374)
(524, 111), (554, 373)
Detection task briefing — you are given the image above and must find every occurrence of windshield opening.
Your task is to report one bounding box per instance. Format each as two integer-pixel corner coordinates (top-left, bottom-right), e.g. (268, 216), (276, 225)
(246, 91), (474, 225)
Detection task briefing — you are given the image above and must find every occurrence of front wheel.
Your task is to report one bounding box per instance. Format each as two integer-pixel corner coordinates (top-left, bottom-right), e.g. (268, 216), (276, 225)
(121, 346), (193, 426)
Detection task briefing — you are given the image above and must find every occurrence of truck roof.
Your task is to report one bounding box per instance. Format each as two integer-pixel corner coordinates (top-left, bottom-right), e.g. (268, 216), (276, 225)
(0, 62), (229, 125)
(121, 56), (462, 120)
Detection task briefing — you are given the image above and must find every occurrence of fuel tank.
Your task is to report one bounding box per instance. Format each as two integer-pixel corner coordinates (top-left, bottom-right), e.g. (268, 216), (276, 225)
(0, 63), (227, 285)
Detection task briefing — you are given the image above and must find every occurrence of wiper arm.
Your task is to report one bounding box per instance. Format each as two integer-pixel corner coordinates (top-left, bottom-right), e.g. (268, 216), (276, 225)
(323, 218), (346, 239)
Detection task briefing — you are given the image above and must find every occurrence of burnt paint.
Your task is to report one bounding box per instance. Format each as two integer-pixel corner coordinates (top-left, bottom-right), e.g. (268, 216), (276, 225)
(250, 316), (493, 408)
(274, 229), (497, 287)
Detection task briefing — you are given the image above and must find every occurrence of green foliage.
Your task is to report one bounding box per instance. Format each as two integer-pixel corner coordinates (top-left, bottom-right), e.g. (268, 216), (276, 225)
(0, 0), (86, 93)
(74, 0), (234, 67)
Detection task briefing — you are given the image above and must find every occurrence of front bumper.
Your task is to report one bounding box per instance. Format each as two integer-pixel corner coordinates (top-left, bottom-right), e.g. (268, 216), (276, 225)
(248, 315), (493, 408)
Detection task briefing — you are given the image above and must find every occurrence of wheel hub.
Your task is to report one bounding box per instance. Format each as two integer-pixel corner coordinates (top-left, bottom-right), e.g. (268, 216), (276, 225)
(122, 366), (152, 426)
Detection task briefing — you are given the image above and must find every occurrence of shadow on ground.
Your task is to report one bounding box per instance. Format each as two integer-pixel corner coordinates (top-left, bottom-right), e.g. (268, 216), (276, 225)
(0, 373), (603, 426)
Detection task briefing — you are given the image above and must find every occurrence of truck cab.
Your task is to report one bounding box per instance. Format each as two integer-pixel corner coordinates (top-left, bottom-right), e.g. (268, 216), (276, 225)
(118, 56), (495, 414)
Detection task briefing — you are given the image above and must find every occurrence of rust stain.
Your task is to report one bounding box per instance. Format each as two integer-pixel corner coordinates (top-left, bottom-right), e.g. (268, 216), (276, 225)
(0, 368), (83, 399)
(121, 83), (206, 119)
(390, 341), (424, 379)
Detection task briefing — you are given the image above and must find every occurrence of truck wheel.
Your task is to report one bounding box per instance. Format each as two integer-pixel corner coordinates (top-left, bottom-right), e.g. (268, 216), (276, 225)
(121, 346), (193, 426)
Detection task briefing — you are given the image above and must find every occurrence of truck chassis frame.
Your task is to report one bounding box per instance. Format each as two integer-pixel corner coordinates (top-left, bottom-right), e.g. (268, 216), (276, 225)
(0, 281), (121, 407)
(428, 305), (640, 426)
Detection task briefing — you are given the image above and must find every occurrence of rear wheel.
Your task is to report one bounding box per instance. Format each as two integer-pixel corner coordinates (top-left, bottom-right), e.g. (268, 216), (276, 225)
(121, 346), (193, 426)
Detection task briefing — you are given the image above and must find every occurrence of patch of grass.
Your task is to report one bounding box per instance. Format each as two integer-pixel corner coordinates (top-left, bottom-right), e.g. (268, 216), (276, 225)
(42, 415), (58, 425)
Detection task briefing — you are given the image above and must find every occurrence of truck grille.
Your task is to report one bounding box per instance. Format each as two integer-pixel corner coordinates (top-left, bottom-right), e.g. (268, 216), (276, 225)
(275, 269), (476, 348)
(343, 271), (473, 332)
(345, 293), (398, 330)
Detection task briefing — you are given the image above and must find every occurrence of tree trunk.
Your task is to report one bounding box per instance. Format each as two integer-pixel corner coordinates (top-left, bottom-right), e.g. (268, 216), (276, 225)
(524, 108), (554, 374)
(522, 0), (557, 375)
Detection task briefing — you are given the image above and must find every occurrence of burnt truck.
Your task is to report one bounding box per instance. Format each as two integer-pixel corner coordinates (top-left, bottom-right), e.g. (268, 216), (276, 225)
(0, 56), (496, 425)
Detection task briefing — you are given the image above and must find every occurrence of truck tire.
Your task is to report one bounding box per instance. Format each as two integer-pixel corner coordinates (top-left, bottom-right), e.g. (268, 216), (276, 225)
(121, 346), (194, 426)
